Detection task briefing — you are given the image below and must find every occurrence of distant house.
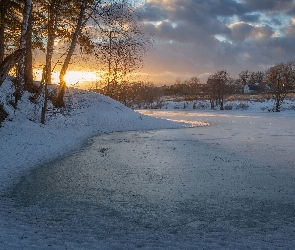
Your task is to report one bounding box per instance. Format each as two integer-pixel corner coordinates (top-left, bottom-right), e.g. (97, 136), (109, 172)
(244, 84), (259, 94)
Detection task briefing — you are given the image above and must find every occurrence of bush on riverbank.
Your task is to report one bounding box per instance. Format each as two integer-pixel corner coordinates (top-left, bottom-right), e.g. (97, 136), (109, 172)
(0, 104), (8, 126)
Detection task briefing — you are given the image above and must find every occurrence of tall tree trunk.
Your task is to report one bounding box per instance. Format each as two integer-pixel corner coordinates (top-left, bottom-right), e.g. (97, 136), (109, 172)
(0, 22), (4, 64)
(43, 0), (61, 85)
(275, 94), (280, 112)
(0, 49), (24, 86)
(0, 0), (6, 64)
(18, 0), (32, 82)
(41, 0), (62, 124)
(54, 0), (89, 107)
(24, 5), (34, 92)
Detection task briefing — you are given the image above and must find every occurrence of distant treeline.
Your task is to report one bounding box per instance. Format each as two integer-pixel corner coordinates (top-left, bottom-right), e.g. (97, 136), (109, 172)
(94, 65), (295, 112)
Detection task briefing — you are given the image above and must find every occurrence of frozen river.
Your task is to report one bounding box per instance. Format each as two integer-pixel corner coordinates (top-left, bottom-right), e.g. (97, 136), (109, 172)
(2, 110), (295, 249)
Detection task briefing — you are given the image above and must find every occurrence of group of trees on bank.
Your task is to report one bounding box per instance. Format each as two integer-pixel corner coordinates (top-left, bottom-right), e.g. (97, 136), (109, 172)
(205, 63), (295, 112)
(0, 0), (149, 123)
(97, 62), (295, 112)
(90, 81), (162, 109)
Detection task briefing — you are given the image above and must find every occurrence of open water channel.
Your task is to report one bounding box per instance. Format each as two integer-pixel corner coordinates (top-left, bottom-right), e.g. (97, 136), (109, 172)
(2, 111), (295, 249)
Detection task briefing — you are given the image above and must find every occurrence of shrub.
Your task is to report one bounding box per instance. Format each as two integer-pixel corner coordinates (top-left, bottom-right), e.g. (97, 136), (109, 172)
(260, 106), (269, 111)
(0, 104), (8, 126)
(227, 96), (235, 101)
(235, 103), (249, 110)
(224, 104), (233, 110)
(286, 105), (295, 110)
(195, 101), (210, 109)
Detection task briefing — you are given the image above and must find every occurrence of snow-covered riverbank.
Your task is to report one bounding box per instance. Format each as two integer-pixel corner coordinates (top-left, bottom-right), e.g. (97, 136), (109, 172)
(1, 109), (295, 249)
(0, 80), (187, 192)
(1, 79), (295, 249)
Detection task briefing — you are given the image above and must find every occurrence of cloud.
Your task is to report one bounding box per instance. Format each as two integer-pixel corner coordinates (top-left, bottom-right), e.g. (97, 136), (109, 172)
(228, 22), (255, 42)
(144, 0), (244, 26)
(227, 22), (274, 42)
(243, 0), (294, 12)
(284, 18), (295, 37)
(137, 0), (295, 85)
(239, 14), (260, 23)
(139, 4), (168, 22)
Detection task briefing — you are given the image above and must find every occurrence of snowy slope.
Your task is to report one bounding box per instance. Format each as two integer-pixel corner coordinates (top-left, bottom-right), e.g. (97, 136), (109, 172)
(0, 79), (185, 191)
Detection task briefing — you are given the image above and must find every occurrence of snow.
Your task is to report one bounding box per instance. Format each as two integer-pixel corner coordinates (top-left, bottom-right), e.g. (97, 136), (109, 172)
(1, 79), (295, 249)
(0, 79), (185, 191)
(138, 98), (295, 112)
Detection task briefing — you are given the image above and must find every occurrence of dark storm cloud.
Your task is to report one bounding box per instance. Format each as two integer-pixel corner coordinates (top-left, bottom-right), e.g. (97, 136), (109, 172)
(138, 0), (295, 85)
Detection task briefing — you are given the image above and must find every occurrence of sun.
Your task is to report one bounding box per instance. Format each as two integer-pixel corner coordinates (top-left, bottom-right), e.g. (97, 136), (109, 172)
(34, 69), (101, 87)
(63, 71), (99, 85)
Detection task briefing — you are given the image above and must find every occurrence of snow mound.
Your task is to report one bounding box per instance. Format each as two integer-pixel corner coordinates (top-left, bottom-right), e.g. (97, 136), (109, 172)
(0, 79), (185, 191)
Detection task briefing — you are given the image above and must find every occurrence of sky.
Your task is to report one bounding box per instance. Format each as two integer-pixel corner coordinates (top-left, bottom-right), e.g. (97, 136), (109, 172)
(134, 0), (295, 85)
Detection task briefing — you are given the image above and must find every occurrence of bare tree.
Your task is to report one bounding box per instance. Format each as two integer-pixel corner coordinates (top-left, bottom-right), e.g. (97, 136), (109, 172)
(238, 70), (266, 93)
(40, 0), (63, 124)
(0, 0), (23, 64)
(94, 1), (152, 98)
(0, 0), (28, 100)
(0, 48), (24, 85)
(207, 70), (231, 110)
(23, 3), (35, 91)
(239, 70), (250, 86)
(0, 0), (7, 64)
(6, 0), (32, 107)
(249, 71), (265, 93)
(0, 0), (46, 90)
(186, 76), (201, 97)
(266, 61), (295, 112)
(54, 0), (97, 107)
(249, 71), (264, 84)
(0, 0), (23, 85)
(18, 0), (32, 82)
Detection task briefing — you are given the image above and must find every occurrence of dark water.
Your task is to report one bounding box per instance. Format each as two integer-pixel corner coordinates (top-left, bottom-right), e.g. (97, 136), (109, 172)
(4, 128), (295, 249)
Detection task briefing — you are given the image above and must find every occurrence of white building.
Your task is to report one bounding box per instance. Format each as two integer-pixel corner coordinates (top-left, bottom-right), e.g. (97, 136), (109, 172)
(244, 83), (259, 93)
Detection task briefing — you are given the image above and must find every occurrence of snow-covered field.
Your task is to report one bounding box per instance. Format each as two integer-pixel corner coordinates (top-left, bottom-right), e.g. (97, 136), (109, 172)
(1, 79), (295, 249)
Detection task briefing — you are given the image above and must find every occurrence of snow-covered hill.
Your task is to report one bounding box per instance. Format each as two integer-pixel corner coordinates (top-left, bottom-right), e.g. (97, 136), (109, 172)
(0, 79), (184, 191)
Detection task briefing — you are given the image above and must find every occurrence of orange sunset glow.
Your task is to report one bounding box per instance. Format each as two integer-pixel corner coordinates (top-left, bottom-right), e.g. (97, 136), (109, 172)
(34, 70), (101, 88)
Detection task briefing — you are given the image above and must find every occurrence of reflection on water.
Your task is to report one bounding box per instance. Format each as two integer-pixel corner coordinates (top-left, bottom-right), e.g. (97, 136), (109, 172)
(5, 125), (295, 249)
(138, 110), (255, 118)
(138, 110), (211, 127)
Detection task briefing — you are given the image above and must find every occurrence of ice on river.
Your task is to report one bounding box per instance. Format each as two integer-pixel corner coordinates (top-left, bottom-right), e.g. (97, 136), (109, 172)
(1, 110), (295, 249)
